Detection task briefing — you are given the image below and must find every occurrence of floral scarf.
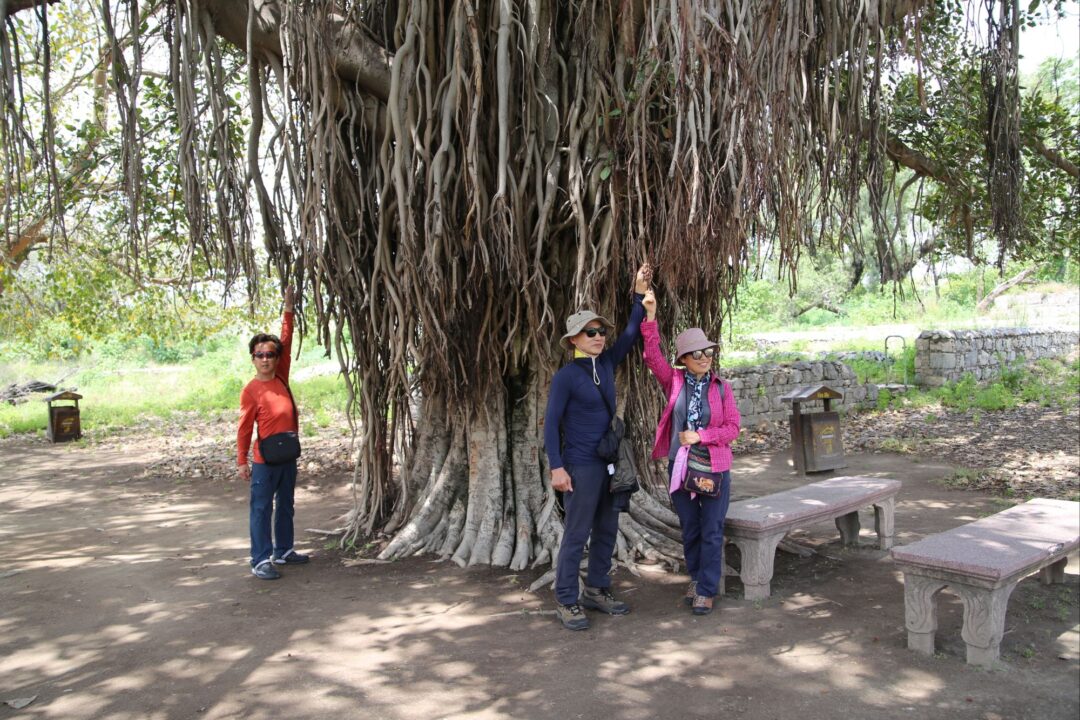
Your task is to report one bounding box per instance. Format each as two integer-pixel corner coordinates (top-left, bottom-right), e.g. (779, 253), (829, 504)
(685, 370), (711, 431)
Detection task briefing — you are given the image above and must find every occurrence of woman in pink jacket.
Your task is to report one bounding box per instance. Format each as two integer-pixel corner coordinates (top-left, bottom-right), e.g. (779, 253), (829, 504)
(641, 291), (741, 615)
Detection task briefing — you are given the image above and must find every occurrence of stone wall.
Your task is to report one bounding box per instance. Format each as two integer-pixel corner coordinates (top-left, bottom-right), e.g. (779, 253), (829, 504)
(720, 361), (880, 427)
(914, 328), (1079, 386)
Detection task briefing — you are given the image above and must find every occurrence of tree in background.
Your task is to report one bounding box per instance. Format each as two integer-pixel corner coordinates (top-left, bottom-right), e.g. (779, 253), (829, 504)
(0, 0), (262, 357)
(1, 1), (1075, 569)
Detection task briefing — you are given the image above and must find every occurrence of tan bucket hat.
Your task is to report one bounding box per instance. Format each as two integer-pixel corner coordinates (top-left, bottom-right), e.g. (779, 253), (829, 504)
(561, 309), (615, 349)
(674, 327), (718, 360)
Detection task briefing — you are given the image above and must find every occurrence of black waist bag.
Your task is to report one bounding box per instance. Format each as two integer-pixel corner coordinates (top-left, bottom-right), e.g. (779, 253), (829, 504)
(257, 377), (301, 465)
(260, 431), (301, 465)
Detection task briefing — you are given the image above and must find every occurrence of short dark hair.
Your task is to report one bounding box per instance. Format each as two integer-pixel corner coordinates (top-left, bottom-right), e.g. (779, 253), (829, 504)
(249, 333), (282, 356)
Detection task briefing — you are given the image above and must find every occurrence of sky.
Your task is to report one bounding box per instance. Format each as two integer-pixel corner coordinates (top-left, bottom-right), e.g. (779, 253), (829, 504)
(1018, 2), (1079, 75)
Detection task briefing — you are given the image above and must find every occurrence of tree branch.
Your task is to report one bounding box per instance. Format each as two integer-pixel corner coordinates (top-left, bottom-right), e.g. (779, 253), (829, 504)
(206, 0), (392, 103)
(883, 134), (968, 189)
(3, 0), (60, 18)
(975, 264), (1040, 313)
(1026, 135), (1079, 178)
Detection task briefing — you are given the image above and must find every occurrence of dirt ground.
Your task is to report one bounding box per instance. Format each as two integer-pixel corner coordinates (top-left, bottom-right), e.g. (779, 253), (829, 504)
(1, 436), (1078, 720)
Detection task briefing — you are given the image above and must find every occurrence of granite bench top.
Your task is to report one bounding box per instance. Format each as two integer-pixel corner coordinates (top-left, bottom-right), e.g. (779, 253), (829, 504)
(890, 498), (1080, 583)
(726, 476), (901, 534)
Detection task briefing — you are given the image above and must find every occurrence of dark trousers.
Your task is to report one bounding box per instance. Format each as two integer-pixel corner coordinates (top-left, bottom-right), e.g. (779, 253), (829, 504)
(670, 469), (731, 598)
(249, 460), (298, 566)
(555, 461), (620, 605)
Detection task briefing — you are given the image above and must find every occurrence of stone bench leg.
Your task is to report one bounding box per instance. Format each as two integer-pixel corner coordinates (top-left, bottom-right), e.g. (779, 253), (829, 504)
(873, 496), (896, 550)
(731, 532), (785, 600)
(954, 580), (1018, 668)
(903, 573), (948, 655)
(835, 511), (861, 547)
(1040, 557), (1067, 585)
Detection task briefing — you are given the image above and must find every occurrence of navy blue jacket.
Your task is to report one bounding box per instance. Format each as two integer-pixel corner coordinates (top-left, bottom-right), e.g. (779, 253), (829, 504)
(544, 294), (645, 469)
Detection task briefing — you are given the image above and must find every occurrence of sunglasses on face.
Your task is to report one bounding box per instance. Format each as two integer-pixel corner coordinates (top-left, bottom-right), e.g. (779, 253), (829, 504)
(252, 351), (279, 360)
(582, 327), (608, 338)
(686, 348), (717, 361)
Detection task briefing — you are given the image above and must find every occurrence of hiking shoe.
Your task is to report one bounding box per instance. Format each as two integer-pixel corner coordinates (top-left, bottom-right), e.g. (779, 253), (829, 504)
(556, 603), (590, 631)
(251, 560), (281, 580)
(581, 586), (630, 615)
(684, 581), (698, 607)
(273, 549), (310, 565)
(692, 595), (714, 616)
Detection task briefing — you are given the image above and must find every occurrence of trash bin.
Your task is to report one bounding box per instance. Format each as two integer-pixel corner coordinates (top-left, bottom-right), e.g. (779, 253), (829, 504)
(779, 384), (847, 474)
(45, 391), (82, 442)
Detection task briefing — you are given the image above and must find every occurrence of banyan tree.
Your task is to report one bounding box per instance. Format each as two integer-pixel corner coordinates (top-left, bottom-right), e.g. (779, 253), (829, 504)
(2, 0), (1048, 571)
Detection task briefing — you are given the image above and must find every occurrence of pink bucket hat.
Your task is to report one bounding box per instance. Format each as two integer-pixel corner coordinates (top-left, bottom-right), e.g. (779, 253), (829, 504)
(674, 327), (718, 360)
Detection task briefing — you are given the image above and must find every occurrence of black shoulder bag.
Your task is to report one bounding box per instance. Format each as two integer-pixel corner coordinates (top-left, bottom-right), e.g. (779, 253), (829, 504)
(257, 378), (302, 465)
(577, 364), (640, 495)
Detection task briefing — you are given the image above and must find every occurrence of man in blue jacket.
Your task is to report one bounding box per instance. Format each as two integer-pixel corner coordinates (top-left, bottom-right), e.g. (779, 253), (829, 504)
(544, 263), (651, 630)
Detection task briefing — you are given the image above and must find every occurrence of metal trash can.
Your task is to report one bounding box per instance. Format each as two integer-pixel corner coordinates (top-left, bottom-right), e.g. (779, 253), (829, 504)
(779, 384), (847, 474)
(45, 391), (83, 442)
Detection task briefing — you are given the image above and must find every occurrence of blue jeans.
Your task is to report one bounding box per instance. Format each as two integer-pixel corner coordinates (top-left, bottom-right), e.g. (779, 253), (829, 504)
(555, 461), (621, 606)
(249, 461), (298, 566)
(669, 469), (731, 598)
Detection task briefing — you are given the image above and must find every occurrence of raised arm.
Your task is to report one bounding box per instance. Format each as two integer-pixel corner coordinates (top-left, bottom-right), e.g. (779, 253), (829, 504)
(640, 289), (675, 391)
(278, 284), (295, 383)
(606, 263), (652, 367)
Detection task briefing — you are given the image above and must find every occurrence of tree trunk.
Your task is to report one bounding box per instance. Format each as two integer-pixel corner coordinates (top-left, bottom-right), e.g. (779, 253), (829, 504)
(378, 375), (559, 569)
(378, 373), (685, 575)
(975, 265), (1039, 313)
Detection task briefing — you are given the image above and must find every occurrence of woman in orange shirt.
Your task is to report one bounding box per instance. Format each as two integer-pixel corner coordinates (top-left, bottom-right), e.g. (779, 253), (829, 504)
(237, 285), (309, 579)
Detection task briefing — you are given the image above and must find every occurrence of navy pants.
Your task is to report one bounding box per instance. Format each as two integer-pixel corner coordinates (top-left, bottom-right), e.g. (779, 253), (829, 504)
(249, 460), (298, 566)
(555, 461), (620, 605)
(670, 469), (731, 598)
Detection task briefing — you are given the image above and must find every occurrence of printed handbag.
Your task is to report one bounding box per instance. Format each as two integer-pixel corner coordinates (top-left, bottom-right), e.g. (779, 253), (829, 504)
(682, 468), (724, 498)
(260, 431), (302, 465)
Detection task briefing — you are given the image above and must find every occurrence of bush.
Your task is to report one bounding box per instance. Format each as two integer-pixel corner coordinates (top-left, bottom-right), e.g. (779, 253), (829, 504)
(731, 279), (791, 330)
(939, 271), (981, 309)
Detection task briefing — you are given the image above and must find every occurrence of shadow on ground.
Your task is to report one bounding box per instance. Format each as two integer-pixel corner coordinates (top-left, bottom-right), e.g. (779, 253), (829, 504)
(1, 442), (1077, 719)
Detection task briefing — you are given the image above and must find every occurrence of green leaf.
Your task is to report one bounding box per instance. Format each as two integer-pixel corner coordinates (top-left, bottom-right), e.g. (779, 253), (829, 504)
(599, 166), (611, 181)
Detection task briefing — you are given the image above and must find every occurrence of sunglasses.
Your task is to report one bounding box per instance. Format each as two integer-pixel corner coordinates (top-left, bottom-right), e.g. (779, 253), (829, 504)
(252, 351), (279, 360)
(581, 327), (608, 338)
(686, 348), (717, 361)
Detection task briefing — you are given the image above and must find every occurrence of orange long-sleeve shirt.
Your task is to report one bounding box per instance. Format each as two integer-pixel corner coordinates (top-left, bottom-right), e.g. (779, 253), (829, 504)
(237, 311), (297, 466)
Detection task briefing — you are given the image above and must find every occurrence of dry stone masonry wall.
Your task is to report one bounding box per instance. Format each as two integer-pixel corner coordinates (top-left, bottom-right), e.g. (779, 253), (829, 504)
(720, 361), (879, 428)
(915, 328), (1079, 387)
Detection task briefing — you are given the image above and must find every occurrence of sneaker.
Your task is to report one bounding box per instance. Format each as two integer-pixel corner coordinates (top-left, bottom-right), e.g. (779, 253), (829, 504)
(555, 603), (590, 631)
(581, 586), (630, 615)
(692, 594), (714, 616)
(273, 549), (310, 565)
(251, 560), (281, 580)
(684, 581), (698, 607)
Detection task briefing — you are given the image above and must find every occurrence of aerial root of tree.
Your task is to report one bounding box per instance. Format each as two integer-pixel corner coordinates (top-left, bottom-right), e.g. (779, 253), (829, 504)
(378, 380), (563, 572)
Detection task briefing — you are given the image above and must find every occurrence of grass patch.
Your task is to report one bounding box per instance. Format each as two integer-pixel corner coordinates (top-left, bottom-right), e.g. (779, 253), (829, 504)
(866, 357), (1078, 416)
(878, 437), (920, 453)
(941, 468), (984, 489)
(0, 342), (352, 439)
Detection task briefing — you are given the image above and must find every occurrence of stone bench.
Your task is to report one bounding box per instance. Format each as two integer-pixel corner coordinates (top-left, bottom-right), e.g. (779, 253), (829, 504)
(723, 476), (901, 600)
(890, 498), (1080, 667)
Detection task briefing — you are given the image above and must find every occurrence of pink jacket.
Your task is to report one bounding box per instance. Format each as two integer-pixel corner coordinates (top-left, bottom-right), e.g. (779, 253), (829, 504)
(641, 320), (741, 473)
